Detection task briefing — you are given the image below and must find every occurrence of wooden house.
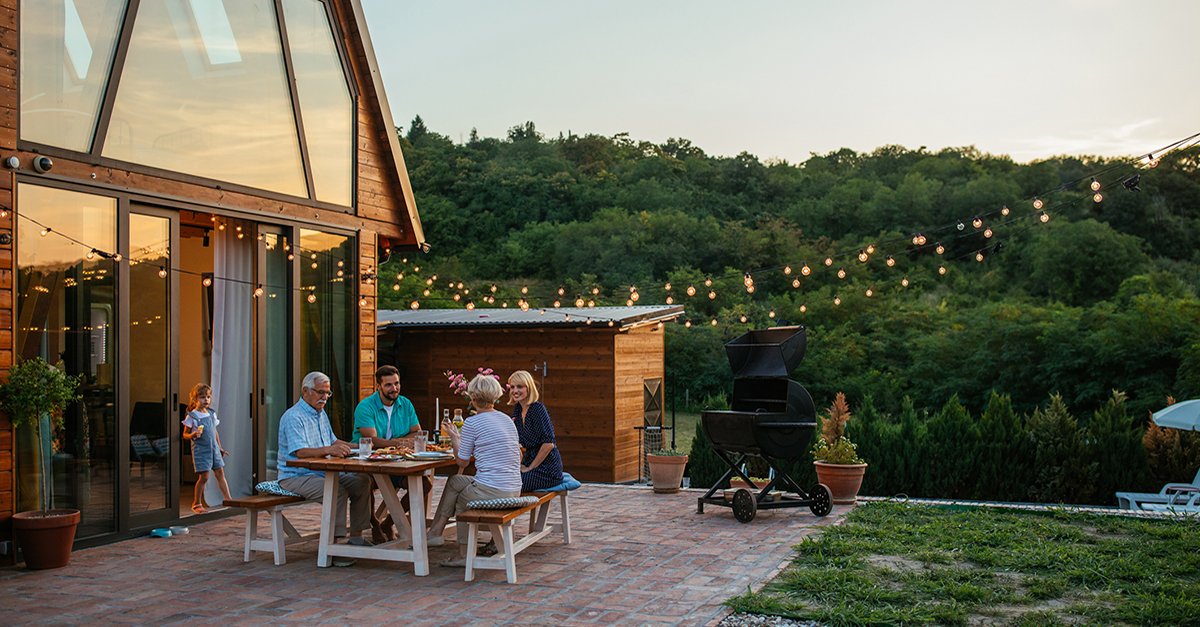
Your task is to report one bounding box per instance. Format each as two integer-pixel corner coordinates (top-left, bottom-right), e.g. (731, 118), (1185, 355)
(3, 0), (421, 558)
(377, 306), (684, 483)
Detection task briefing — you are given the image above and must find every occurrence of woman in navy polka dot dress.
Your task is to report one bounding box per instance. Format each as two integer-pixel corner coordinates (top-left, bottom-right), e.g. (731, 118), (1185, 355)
(508, 370), (564, 492)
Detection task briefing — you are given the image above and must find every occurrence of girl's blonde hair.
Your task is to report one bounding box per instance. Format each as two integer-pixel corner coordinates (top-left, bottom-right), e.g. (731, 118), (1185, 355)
(188, 383), (212, 412)
(507, 370), (539, 405)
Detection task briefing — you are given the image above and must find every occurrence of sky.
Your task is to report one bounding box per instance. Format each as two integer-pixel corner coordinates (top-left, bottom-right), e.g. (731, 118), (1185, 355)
(359, 0), (1199, 164)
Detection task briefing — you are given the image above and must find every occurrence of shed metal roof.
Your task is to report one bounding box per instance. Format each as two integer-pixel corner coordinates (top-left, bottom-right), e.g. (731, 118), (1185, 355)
(377, 305), (685, 330)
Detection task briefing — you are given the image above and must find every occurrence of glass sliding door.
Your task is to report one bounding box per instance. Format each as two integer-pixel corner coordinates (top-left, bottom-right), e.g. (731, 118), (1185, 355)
(126, 208), (177, 525)
(16, 184), (118, 539)
(299, 229), (354, 438)
(258, 228), (291, 480)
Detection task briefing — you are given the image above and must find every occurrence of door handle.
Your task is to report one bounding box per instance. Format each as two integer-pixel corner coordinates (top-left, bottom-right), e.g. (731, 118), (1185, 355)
(260, 389), (265, 405)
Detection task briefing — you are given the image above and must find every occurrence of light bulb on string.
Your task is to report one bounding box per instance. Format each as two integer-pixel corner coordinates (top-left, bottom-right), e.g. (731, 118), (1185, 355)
(686, 283), (696, 296)
(358, 297), (367, 308)
(704, 276), (712, 287)
(448, 281), (454, 288)
(824, 256), (833, 266)
(936, 243), (945, 255)
(746, 285), (755, 293)
(521, 285), (528, 294)
(502, 301), (509, 308)
(1091, 178), (1101, 191)
(984, 228), (993, 238)
(287, 254), (294, 261)
(490, 284), (497, 293)
(426, 277), (433, 285)
(558, 286), (565, 296)
(466, 300), (475, 310)
(254, 285), (264, 298)
(837, 267), (846, 279)
(886, 255), (895, 267)
(311, 262), (317, 269)
(792, 278), (800, 288)
(631, 292), (640, 301)
(665, 295), (674, 305)
(203, 277), (213, 287)
(592, 287), (599, 295)
(1001, 205), (1010, 216)
(913, 233), (926, 246)
(1093, 193), (1103, 203)
(575, 296), (585, 307)
(410, 300), (419, 310)
(901, 276), (909, 287)
(865, 286), (873, 297)
(784, 265), (792, 275)
(336, 270), (343, 277)
(456, 282), (463, 289)
(685, 320), (691, 328)
(708, 290), (716, 299)
(799, 303), (807, 313)
(1147, 154), (1159, 167)
(553, 300), (561, 308)
(218, 223), (225, 230)
(519, 299), (529, 310)
(976, 251), (984, 262)
(308, 292), (317, 303)
(430, 273), (437, 281)
(588, 300), (595, 307)
(1033, 198), (1043, 209)
(769, 310), (776, 318)
(711, 319), (717, 326)
(113, 254), (121, 262)
(1039, 211), (1050, 223)
(629, 285), (637, 293)
(586, 318), (592, 325)
(158, 268), (167, 278)
(743, 273), (753, 287)
(453, 293), (460, 301)
(973, 216), (983, 229)
(801, 263), (811, 276)
(423, 289), (430, 296)
(87, 251), (95, 260)
(739, 315), (747, 323)
(956, 221), (965, 231)
(257, 234), (263, 241)
(938, 265), (947, 275)
(311, 253), (317, 260)
(833, 296), (841, 306)
(40, 227), (49, 237)
(625, 299), (632, 306)
(608, 320), (614, 327)
(664, 282), (672, 291)
(858, 249), (868, 262)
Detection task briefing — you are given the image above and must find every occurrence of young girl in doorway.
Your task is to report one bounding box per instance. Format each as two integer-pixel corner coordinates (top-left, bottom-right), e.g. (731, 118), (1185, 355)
(183, 383), (232, 514)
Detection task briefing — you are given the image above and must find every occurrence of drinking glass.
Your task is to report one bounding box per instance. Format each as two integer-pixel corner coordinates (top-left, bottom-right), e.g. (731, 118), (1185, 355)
(414, 430), (427, 453)
(359, 436), (372, 457)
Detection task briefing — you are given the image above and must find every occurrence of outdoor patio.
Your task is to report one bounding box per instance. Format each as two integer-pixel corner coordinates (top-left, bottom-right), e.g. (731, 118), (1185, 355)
(0, 481), (850, 626)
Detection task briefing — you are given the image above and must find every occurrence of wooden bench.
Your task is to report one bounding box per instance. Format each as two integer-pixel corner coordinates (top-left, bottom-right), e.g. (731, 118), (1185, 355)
(457, 490), (572, 584)
(224, 494), (317, 565)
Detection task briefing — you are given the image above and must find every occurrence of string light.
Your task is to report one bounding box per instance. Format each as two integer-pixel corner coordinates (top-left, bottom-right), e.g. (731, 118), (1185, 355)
(608, 320), (614, 327)
(575, 296), (585, 307)
(784, 265), (792, 275)
(625, 299), (632, 306)
(1001, 205), (1010, 216)
(886, 255), (895, 267)
(631, 292), (640, 301)
(426, 277), (433, 285)
(972, 216), (983, 229)
(801, 263), (811, 276)
(158, 268), (167, 278)
(423, 289), (430, 296)
(521, 285), (528, 294)
(453, 293), (461, 301)
(799, 303), (807, 313)
(588, 300), (595, 307)
(739, 315), (747, 323)
(708, 290), (716, 299)
(938, 265), (947, 275)
(519, 299), (529, 310)
(466, 300), (475, 310)
(308, 292), (317, 303)
(664, 282), (672, 290)
(1093, 193), (1103, 203)
(490, 284), (497, 292)
(746, 285), (754, 293)
(837, 267), (846, 279)
(865, 286), (873, 297)
(792, 278), (800, 288)
(1091, 178), (1101, 191)
(1039, 211), (1050, 223)
(553, 300), (561, 307)
(592, 287), (599, 295)
(769, 310), (776, 318)
(665, 295), (673, 304)
(358, 297), (367, 308)
(410, 300), (419, 309)
(858, 249), (868, 262)
(936, 243), (945, 255)
(901, 276), (909, 287)
(824, 256), (833, 266)
(956, 221), (965, 231)
(253, 285), (264, 297)
(502, 301), (508, 308)
(311, 262), (318, 269)
(393, 284), (400, 291)
(984, 228), (993, 238)
(912, 233), (927, 246)
(976, 251), (985, 262)
(711, 318), (717, 326)
(685, 320), (691, 328)
(1033, 198), (1043, 209)
(40, 227), (49, 237)
(203, 277), (212, 287)
(687, 283), (696, 296)
(586, 318), (592, 325)
(558, 286), (565, 296)
(833, 296), (841, 306)
(743, 273), (753, 287)
(87, 251), (95, 260)
(704, 276), (712, 287)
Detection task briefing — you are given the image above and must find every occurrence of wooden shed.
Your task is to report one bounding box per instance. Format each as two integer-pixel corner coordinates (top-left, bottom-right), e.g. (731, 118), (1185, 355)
(377, 306), (684, 483)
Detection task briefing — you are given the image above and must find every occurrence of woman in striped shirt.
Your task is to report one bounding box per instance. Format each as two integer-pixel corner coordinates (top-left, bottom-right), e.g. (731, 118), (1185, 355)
(426, 372), (521, 567)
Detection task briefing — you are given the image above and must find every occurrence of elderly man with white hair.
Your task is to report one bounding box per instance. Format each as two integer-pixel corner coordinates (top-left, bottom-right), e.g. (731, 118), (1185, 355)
(278, 371), (372, 566)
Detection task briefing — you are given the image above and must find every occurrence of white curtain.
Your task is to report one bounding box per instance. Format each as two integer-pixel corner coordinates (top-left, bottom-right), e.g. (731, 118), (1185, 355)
(210, 227), (254, 501)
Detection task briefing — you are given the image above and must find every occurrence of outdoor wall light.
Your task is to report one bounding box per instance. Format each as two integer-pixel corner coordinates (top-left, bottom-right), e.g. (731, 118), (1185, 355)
(33, 156), (53, 174)
(3, 156), (18, 169)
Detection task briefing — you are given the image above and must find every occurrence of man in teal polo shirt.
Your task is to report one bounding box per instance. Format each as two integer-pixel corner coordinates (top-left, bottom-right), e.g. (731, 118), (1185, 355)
(354, 365), (427, 542)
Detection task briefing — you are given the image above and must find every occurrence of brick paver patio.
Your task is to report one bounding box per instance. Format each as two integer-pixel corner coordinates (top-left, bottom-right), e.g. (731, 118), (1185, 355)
(0, 481), (849, 626)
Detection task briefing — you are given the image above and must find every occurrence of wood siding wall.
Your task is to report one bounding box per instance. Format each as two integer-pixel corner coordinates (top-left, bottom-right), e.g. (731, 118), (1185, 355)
(380, 326), (660, 483)
(0, 0), (416, 558)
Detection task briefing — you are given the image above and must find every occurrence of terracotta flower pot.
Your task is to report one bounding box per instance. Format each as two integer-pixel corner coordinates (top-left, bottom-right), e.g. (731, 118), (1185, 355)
(646, 454), (688, 494)
(13, 509), (80, 570)
(813, 461), (867, 504)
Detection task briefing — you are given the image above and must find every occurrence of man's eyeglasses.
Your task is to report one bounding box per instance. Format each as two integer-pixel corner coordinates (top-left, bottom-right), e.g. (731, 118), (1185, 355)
(311, 390), (333, 398)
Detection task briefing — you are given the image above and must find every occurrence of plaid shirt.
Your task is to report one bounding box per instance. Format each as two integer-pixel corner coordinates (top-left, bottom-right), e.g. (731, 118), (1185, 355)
(277, 398), (336, 480)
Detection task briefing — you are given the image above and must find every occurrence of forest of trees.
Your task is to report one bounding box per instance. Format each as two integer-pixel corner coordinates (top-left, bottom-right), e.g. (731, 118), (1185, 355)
(379, 117), (1200, 498)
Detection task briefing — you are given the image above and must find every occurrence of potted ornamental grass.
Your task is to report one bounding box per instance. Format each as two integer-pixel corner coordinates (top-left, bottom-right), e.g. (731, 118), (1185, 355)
(0, 357), (84, 569)
(811, 392), (868, 504)
(646, 447), (689, 494)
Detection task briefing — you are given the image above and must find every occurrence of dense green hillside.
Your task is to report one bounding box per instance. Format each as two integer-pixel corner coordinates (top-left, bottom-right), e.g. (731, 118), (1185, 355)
(380, 118), (1200, 425)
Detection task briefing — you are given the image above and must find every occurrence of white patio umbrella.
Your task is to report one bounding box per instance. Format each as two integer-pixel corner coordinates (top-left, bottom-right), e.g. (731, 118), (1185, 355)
(1151, 399), (1200, 431)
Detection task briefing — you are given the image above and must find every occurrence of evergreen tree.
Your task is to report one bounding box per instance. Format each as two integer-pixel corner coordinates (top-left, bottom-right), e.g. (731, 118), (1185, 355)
(1026, 394), (1098, 503)
(976, 392), (1029, 501)
(407, 114), (428, 143)
(1088, 390), (1154, 505)
(920, 395), (980, 498)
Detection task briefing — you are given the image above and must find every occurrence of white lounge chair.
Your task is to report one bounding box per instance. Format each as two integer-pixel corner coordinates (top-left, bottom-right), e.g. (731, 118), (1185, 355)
(1116, 467), (1200, 509)
(1141, 492), (1200, 514)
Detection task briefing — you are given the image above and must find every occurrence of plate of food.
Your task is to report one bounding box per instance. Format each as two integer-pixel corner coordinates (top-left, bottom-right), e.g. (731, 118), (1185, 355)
(361, 453), (403, 461)
(424, 443), (453, 453)
(405, 451), (454, 461)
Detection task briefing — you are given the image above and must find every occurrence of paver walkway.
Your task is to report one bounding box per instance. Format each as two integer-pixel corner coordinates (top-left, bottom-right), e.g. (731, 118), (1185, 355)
(0, 482), (849, 626)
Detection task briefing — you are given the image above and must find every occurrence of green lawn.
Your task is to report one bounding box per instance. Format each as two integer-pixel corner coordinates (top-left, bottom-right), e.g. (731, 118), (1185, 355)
(727, 502), (1200, 626)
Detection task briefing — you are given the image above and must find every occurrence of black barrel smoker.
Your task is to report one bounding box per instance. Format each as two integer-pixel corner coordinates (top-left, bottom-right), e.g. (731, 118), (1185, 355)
(698, 326), (833, 522)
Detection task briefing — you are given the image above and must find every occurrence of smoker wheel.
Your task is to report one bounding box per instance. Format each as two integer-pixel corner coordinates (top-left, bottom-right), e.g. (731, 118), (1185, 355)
(732, 489), (757, 523)
(808, 483), (833, 517)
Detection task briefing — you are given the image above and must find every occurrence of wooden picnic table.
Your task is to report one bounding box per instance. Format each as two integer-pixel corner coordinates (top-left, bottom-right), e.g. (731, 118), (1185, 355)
(287, 455), (458, 575)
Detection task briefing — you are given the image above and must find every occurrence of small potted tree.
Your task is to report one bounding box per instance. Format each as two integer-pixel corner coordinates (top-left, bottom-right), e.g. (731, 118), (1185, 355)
(646, 448), (689, 493)
(0, 357), (84, 569)
(812, 392), (868, 504)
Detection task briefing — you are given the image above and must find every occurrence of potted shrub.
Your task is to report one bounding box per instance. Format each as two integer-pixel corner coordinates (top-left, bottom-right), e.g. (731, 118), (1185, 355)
(646, 448), (689, 493)
(0, 357), (83, 569)
(812, 392), (868, 504)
